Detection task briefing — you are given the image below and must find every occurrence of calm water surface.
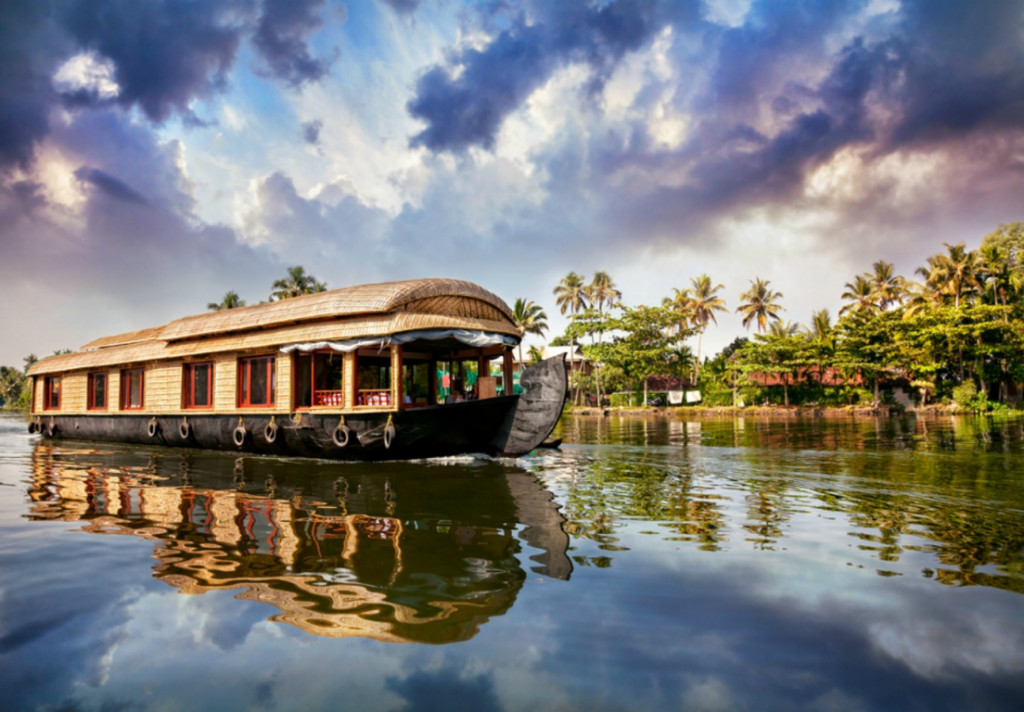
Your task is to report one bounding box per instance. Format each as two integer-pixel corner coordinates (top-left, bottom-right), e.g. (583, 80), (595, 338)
(1, 413), (1023, 711)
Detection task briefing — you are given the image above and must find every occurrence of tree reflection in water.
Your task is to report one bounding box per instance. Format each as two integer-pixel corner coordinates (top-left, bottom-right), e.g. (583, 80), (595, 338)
(543, 414), (1024, 593)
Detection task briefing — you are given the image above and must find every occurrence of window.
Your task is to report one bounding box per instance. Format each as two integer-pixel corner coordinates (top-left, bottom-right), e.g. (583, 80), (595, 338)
(238, 355), (275, 407)
(293, 351), (344, 408)
(121, 368), (144, 410)
(356, 353), (392, 406)
(44, 376), (61, 410)
(88, 373), (107, 410)
(183, 362), (213, 409)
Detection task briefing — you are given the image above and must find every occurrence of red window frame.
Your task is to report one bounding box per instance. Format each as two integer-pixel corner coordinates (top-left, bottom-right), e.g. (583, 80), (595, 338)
(183, 362), (214, 409)
(44, 376), (61, 410)
(87, 372), (107, 410)
(120, 368), (144, 410)
(238, 355), (275, 408)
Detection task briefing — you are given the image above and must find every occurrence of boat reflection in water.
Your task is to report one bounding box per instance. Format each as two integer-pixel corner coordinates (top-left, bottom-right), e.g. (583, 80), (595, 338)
(27, 442), (571, 644)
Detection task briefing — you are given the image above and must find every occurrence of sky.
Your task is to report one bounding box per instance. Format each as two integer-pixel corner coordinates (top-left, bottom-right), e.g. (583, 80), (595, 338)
(2, 0), (1023, 367)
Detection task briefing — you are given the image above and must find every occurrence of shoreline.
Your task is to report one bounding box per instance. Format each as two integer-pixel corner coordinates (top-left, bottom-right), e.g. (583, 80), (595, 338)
(568, 405), (1024, 419)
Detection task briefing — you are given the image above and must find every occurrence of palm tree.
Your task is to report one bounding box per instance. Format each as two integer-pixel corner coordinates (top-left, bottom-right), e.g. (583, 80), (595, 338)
(270, 266), (328, 301)
(663, 287), (693, 351)
(868, 261), (906, 310)
(806, 309), (835, 385)
(588, 271), (621, 314)
(839, 274), (877, 316)
(736, 277), (784, 333)
(527, 344), (545, 366)
(207, 290), (247, 311)
(685, 273), (727, 382)
(512, 298), (549, 368)
(920, 242), (983, 308)
(587, 271), (620, 404)
(553, 272), (589, 405)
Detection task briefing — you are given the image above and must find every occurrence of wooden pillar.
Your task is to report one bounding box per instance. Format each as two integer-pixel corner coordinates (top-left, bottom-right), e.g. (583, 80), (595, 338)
(392, 345), (403, 408)
(344, 352), (355, 410)
(503, 348), (514, 395)
(391, 345), (401, 409)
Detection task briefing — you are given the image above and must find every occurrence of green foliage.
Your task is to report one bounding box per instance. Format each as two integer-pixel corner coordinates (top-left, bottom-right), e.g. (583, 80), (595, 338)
(589, 304), (680, 394)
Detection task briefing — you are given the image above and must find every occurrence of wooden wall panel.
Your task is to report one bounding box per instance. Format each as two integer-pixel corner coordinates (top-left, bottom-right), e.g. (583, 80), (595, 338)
(109, 369), (121, 412)
(144, 361), (182, 412)
(214, 355), (237, 411)
(276, 353), (290, 411)
(63, 373), (88, 413)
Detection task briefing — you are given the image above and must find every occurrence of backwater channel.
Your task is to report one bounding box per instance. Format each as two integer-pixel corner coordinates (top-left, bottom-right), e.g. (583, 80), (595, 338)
(1, 412), (1023, 711)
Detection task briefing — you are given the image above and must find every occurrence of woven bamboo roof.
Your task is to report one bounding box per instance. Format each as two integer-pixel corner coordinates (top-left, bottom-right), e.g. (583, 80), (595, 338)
(29, 278), (519, 376)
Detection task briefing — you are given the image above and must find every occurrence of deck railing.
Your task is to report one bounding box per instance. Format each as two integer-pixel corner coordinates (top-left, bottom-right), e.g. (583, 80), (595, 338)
(357, 389), (392, 406)
(313, 390), (344, 406)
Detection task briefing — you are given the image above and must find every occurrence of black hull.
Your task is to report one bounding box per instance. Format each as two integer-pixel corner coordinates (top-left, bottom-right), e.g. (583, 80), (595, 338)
(32, 355), (568, 460)
(32, 397), (520, 461)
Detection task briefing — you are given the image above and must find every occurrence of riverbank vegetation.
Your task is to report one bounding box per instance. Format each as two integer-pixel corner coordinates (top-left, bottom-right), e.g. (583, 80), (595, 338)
(547, 222), (1024, 412)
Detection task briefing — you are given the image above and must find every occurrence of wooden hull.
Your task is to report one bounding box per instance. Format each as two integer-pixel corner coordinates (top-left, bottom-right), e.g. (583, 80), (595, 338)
(31, 357), (567, 460)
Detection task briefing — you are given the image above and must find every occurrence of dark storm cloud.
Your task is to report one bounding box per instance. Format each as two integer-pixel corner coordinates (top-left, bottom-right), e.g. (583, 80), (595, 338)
(61, 0), (254, 123)
(252, 0), (334, 87)
(0, 0), (332, 171)
(0, 1), (65, 168)
(302, 119), (323, 145)
(381, 0), (420, 17)
(407, 0), (683, 152)
(74, 167), (149, 205)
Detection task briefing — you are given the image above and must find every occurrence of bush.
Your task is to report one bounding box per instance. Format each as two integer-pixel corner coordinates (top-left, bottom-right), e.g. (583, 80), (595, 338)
(952, 381), (977, 410)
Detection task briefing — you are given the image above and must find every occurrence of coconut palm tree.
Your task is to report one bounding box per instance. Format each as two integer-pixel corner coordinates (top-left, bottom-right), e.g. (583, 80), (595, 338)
(868, 261), (906, 310)
(512, 297), (549, 367)
(207, 291), (247, 311)
(586, 272), (620, 403)
(920, 243), (983, 308)
(588, 271), (621, 314)
(685, 273), (727, 382)
(553, 272), (590, 405)
(839, 274), (877, 316)
(806, 309), (835, 385)
(663, 288), (692, 350)
(736, 277), (784, 333)
(270, 266), (328, 301)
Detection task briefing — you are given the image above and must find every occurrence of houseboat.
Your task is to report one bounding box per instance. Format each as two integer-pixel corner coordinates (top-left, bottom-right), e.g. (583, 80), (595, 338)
(26, 278), (566, 460)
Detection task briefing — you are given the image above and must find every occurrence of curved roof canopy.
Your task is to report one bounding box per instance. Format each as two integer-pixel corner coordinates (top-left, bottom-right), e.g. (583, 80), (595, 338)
(29, 278), (519, 376)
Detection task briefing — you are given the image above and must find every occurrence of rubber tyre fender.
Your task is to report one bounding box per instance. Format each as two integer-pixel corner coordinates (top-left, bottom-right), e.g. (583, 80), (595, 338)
(233, 425), (247, 448)
(147, 418), (159, 438)
(264, 421), (278, 444)
(384, 423), (396, 450)
(332, 424), (351, 448)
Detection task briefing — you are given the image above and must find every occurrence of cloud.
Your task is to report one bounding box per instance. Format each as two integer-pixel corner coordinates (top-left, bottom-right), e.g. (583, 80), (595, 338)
(302, 119), (323, 145)
(252, 0), (334, 87)
(381, 0), (420, 16)
(74, 167), (149, 205)
(407, 0), (679, 153)
(59, 0), (254, 124)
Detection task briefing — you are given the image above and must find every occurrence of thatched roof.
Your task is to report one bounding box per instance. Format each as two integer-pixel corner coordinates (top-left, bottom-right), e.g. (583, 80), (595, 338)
(29, 278), (519, 376)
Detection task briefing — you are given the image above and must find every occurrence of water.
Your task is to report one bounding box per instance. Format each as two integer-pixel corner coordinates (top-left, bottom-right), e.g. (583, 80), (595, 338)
(1, 412), (1023, 711)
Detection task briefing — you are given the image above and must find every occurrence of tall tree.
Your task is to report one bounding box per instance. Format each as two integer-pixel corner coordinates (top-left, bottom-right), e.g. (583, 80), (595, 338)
(587, 271), (621, 404)
(587, 271), (621, 314)
(207, 290), (247, 311)
(685, 273), (727, 382)
(868, 261), (906, 310)
(512, 297), (549, 368)
(919, 242), (983, 308)
(554, 272), (590, 404)
(663, 287), (693, 351)
(840, 274), (878, 316)
(271, 266), (328, 301)
(736, 278), (783, 333)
